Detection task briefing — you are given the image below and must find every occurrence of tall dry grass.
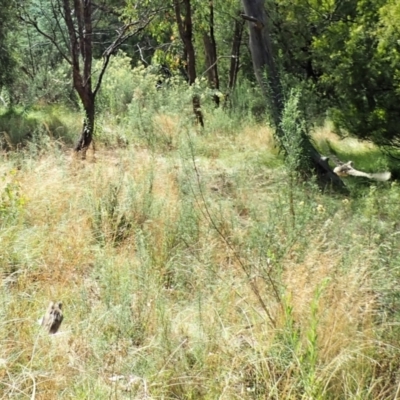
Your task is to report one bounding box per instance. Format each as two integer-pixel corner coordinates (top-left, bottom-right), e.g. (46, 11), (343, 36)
(0, 115), (399, 399)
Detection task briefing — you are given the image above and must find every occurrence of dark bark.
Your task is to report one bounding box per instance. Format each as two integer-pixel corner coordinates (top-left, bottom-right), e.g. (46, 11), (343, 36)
(228, 14), (244, 91)
(63, 0), (95, 155)
(203, 0), (219, 106)
(174, 0), (204, 127)
(173, 0), (196, 84)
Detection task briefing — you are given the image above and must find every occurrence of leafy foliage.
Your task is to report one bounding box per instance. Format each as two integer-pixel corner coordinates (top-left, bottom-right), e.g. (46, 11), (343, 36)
(272, 0), (400, 146)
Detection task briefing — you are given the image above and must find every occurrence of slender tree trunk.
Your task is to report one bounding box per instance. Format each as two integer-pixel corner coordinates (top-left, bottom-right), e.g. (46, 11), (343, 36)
(203, 0), (220, 106)
(173, 0), (204, 127)
(74, 96), (95, 154)
(241, 0), (283, 127)
(228, 13), (244, 91)
(63, 0), (95, 156)
(173, 0), (196, 84)
(203, 34), (220, 105)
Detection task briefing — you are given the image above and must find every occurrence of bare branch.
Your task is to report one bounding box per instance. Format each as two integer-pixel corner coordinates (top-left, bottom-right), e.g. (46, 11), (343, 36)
(201, 55), (232, 77)
(50, 0), (70, 52)
(18, 13), (72, 65)
(136, 44), (148, 66)
(93, 15), (155, 97)
(240, 13), (264, 29)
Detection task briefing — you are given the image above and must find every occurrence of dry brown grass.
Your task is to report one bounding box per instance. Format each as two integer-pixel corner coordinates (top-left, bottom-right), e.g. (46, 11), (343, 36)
(153, 114), (180, 140)
(1, 124), (399, 398)
(283, 247), (376, 358)
(235, 124), (276, 151)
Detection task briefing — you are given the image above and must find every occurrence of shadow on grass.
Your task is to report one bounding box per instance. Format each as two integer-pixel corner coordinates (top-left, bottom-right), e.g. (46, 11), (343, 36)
(0, 106), (77, 150)
(313, 134), (398, 196)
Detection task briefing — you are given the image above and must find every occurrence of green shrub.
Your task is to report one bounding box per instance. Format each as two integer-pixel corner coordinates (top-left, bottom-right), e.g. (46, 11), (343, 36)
(10, 59), (75, 106)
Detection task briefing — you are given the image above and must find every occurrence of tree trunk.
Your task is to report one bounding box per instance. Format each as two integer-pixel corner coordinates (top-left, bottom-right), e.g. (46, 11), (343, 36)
(241, 1), (282, 128)
(174, 0), (204, 127)
(228, 13), (244, 91)
(240, 0), (345, 189)
(203, 0), (220, 106)
(63, 0), (95, 156)
(203, 33), (220, 106)
(74, 97), (95, 156)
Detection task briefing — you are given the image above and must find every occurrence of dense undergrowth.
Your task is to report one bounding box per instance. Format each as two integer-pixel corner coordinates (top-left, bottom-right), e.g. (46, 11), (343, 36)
(1, 57), (400, 399)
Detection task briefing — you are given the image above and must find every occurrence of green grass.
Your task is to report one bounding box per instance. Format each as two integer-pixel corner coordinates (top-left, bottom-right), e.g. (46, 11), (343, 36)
(0, 105), (79, 151)
(312, 122), (391, 173)
(0, 101), (400, 399)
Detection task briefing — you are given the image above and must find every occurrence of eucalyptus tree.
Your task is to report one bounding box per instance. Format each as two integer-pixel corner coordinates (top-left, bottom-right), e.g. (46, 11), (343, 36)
(173, 0), (204, 126)
(19, 0), (161, 157)
(227, 10), (245, 91)
(202, 1), (219, 105)
(240, 0), (344, 187)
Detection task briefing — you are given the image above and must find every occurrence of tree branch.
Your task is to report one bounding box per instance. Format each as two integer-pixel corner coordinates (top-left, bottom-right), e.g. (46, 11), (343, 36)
(241, 13), (264, 29)
(62, 0), (80, 72)
(50, 0), (70, 52)
(18, 14), (72, 65)
(93, 15), (156, 97)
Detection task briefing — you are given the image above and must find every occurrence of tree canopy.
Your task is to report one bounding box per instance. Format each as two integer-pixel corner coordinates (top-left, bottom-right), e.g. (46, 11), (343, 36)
(1, 0), (400, 154)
